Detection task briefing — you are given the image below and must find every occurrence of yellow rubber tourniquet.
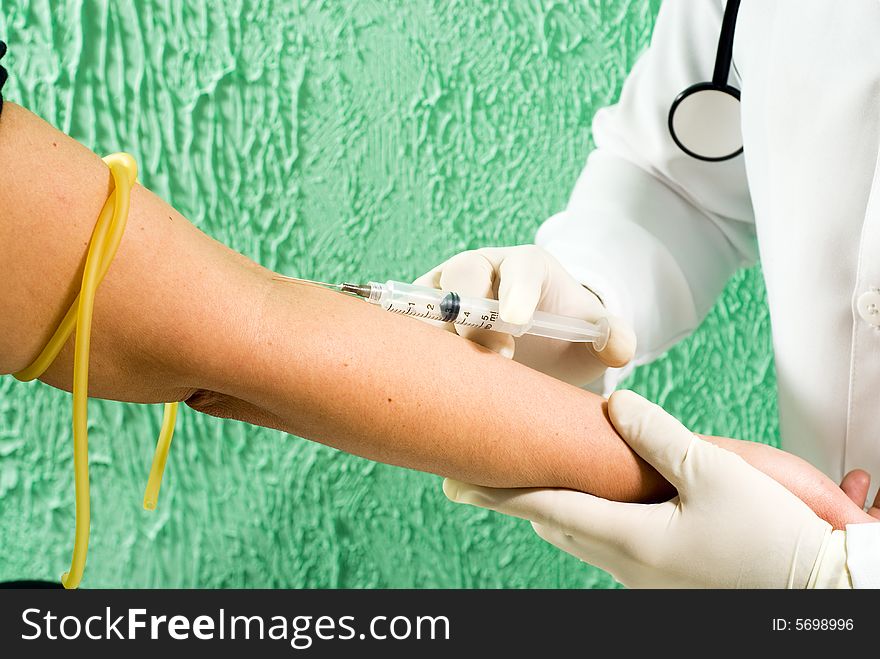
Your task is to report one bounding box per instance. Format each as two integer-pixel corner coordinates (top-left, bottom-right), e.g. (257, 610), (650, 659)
(13, 153), (178, 589)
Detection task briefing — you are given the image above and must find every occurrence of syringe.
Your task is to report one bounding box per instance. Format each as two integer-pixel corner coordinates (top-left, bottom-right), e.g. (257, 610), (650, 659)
(274, 275), (610, 350)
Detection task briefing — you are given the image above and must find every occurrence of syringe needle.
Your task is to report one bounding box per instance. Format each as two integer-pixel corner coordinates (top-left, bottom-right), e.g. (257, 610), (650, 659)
(272, 274), (343, 291)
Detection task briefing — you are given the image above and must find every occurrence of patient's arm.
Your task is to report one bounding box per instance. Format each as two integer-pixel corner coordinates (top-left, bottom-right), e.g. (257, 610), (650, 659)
(0, 102), (871, 529)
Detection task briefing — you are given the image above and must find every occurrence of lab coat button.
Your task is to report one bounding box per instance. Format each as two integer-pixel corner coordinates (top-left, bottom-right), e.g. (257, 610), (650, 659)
(857, 291), (880, 326)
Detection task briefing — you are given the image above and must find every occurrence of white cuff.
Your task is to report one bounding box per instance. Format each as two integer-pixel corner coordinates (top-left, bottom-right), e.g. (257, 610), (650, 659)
(845, 523), (880, 589)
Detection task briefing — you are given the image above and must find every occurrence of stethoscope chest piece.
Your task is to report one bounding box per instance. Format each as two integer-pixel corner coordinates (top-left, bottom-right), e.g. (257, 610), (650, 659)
(668, 0), (744, 162)
(669, 82), (742, 161)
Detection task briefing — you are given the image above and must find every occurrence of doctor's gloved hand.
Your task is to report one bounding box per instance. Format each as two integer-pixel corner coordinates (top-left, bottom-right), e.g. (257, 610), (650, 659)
(444, 391), (852, 589)
(414, 246), (635, 387)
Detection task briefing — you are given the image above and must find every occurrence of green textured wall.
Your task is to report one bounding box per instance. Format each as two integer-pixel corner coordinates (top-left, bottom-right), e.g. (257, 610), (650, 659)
(0, 0), (777, 588)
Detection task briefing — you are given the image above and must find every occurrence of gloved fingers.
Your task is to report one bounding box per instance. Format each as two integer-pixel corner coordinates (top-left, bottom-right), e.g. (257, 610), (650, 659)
(412, 265), (444, 289)
(531, 521), (588, 558)
(531, 522), (633, 584)
(839, 469), (871, 509)
(444, 479), (554, 522)
(591, 314), (637, 368)
(607, 390), (703, 491)
(438, 251), (515, 358)
(497, 247), (637, 369)
(496, 247), (548, 325)
(412, 267), (459, 335)
(530, 255), (635, 370)
(443, 478), (637, 542)
(529, 521), (635, 579)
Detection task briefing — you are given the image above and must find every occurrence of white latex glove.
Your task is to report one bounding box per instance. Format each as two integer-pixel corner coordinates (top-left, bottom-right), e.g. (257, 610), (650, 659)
(414, 245), (635, 386)
(444, 390), (851, 589)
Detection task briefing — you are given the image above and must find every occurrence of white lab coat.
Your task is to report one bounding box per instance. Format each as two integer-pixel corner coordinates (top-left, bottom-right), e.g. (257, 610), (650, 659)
(536, 0), (880, 587)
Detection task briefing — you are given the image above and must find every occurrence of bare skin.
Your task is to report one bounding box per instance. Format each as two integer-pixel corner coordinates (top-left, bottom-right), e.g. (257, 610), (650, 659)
(0, 102), (876, 530)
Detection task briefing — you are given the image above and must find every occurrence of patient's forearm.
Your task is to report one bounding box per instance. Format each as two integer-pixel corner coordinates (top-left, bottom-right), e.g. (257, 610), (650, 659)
(196, 279), (672, 502)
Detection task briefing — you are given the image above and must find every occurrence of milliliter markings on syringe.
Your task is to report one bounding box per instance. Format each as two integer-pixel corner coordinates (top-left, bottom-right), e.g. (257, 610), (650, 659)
(459, 310), (499, 330)
(395, 303), (497, 328)
(388, 301), (438, 320)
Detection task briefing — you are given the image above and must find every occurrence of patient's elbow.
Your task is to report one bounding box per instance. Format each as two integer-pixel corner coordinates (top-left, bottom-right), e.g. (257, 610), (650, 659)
(184, 388), (237, 419)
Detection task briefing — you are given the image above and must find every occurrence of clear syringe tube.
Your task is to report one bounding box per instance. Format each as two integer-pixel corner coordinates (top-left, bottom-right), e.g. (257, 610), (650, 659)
(341, 280), (610, 351)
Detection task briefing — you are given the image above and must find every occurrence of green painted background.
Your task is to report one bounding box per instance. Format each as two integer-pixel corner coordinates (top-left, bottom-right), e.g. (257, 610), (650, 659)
(0, 0), (777, 588)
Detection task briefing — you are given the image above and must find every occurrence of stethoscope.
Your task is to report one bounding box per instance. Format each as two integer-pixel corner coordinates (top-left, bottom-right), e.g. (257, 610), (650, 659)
(668, 0), (743, 161)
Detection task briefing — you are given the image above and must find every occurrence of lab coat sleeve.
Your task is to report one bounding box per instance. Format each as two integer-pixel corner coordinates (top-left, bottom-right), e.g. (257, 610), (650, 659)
(846, 523), (880, 589)
(536, 0), (758, 390)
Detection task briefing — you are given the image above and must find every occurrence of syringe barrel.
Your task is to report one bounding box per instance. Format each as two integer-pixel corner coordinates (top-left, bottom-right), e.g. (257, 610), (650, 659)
(366, 281), (609, 349)
(529, 312), (609, 350)
(368, 281), (527, 335)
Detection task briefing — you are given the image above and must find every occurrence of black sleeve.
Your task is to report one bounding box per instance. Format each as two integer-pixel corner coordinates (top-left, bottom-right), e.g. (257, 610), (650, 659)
(0, 41), (7, 117)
